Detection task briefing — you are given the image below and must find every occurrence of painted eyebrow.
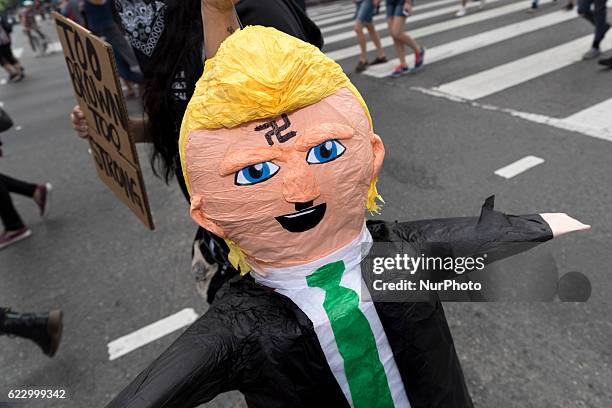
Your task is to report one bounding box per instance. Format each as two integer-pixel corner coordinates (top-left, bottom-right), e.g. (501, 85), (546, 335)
(294, 123), (354, 151)
(219, 146), (283, 176)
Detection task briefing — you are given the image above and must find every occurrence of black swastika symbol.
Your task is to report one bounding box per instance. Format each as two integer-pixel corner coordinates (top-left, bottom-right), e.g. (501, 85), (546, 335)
(254, 114), (297, 146)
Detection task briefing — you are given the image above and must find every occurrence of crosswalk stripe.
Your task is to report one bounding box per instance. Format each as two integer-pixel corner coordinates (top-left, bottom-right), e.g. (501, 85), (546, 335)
(312, 4), (361, 23)
(309, 2), (353, 18)
(562, 98), (612, 137)
(310, 1), (350, 12)
(362, 8), (576, 77)
(414, 86), (612, 143)
(323, 0), (504, 45)
(434, 35), (609, 100)
(495, 156), (545, 178)
(319, 0), (456, 32)
(326, 0), (558, 61)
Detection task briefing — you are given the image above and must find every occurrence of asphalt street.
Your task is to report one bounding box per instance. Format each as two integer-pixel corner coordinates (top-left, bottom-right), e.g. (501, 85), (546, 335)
(1, 1), (611, 407)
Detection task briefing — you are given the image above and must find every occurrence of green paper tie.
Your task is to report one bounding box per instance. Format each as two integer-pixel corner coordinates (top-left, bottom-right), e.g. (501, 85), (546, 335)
(307, 260), (395, 408)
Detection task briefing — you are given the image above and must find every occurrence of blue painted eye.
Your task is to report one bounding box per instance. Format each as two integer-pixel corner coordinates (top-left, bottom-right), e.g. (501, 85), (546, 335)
(235, 161), (280, 185)
(306, 140), (346, 164)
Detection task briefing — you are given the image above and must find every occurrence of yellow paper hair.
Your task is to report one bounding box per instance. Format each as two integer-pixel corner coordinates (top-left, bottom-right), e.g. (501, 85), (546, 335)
(179, 25), (372, 197)
(225, 238), (251, 275)
(366, 177), (385, 214)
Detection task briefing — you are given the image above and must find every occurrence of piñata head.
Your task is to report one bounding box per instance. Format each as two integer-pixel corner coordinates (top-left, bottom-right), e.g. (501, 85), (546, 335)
(179, 26), (384, 273)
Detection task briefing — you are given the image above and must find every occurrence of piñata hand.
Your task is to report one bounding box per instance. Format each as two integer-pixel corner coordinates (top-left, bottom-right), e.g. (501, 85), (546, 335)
(539, 213), (591, 238)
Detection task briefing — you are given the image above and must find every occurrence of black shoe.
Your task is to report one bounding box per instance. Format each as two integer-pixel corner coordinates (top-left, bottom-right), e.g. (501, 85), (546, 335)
(599, 56), (612, 67)
(0, 309), (63, 357)
(355, 60), (368, 73)
(565, 2), (573, 10)
(370, 56), (388, 65)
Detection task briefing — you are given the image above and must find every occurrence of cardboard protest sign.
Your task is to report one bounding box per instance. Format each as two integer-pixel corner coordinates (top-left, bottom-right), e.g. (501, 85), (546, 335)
(53, 12), (154, 229)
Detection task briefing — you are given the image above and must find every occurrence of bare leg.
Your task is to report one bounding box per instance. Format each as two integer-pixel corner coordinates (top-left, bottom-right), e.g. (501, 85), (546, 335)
(392, 16), (420, 56)
(387, 16), (406, 66)
(1, 64), (16, 75)
(365, 23), (386, 59)
(354, 20), (368, 63)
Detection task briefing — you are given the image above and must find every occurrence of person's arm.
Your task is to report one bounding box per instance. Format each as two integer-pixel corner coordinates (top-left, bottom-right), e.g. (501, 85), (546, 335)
(70, 105), (152, 143)
(201, 0), (240, 59)
(128, 116), (150, 143)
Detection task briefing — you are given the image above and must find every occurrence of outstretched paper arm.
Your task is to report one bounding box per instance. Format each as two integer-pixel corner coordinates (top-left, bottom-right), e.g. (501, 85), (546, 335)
(105, 308), (238, 408)
(368, 196), (590, 271)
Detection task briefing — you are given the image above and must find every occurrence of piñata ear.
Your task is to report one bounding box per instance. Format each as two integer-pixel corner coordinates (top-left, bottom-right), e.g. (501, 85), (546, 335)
(190, 195), (227, 238)
(369, 131), (385, 180)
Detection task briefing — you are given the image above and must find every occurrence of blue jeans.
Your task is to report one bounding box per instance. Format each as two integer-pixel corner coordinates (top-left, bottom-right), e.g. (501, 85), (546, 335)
(577, 0), (609, 48)
(355, 0), (375, 24)
(386, 0), (408, 17)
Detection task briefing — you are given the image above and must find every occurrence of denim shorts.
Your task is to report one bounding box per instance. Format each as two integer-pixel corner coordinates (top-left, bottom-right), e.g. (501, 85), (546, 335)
(355, 0), (375, 24)
(386, 0), (408, 17)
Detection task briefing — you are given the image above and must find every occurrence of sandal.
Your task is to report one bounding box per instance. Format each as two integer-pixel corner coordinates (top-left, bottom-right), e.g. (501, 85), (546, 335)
(371, 56), (388, 65)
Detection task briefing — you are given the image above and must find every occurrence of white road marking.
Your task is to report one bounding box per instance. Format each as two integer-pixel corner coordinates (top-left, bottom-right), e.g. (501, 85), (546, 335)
(363, 8), (576, 77)
(107, 308), (199, 361)
(562, 98), (612, 136)
(494, 156), (545, 179)
(321, 0), (470, 34)
(13, 47), (24, 58)
(327, 0), (561, 62)
(309, 2), (353, 18)
(312, 4), (366, 23)
(413, 87), (612, 143)
(323, 0), (500, 45)
(435, 35), (607, 100)
(309, 1), (350, 14)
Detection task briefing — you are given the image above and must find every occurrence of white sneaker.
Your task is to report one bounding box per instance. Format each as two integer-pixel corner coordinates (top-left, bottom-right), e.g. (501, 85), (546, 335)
(455, 6), (467, 16)
(582, 48), (601, 60)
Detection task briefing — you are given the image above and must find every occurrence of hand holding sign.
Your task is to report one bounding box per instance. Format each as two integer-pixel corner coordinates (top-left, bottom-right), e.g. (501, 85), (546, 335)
(53, 12), (154, 229)
(70, 105), (89, 139)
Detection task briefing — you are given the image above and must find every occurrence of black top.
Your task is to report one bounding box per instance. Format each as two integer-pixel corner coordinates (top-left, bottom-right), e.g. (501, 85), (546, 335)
(106, 197), (554, 408)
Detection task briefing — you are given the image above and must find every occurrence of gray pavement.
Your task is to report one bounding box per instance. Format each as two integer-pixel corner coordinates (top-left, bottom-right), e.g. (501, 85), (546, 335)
(1, 2), (611, 407)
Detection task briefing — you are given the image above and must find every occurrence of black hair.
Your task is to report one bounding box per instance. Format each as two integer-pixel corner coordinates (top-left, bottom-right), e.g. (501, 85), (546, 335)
(142, 0), (203, 183)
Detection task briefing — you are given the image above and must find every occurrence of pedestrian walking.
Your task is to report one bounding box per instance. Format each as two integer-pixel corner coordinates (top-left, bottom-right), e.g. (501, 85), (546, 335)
(0, 173), (52, 249)
(386, 0), (425, 77)
(20, 1), (49, 55)
(0, 307), (63, 357)
(84, 0), (143, 98)
(60, 0), (86, 26)
(0, 14), (24, 82)
(354, 0), (387, 73)
(455, 0), (485, 17)
(577, 0), (609, 59)
(0, 106), (52, 249)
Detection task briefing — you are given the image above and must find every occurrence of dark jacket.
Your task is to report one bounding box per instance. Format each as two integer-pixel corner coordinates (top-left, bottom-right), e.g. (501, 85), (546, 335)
(106, 197), (553, 408)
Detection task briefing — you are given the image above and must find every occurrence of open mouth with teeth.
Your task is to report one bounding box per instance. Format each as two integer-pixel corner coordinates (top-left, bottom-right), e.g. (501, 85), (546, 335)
(275, 202), (327, 232)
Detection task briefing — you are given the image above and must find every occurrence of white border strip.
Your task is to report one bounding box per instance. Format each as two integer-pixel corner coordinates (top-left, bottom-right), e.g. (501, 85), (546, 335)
(107, 308), (199, 361)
